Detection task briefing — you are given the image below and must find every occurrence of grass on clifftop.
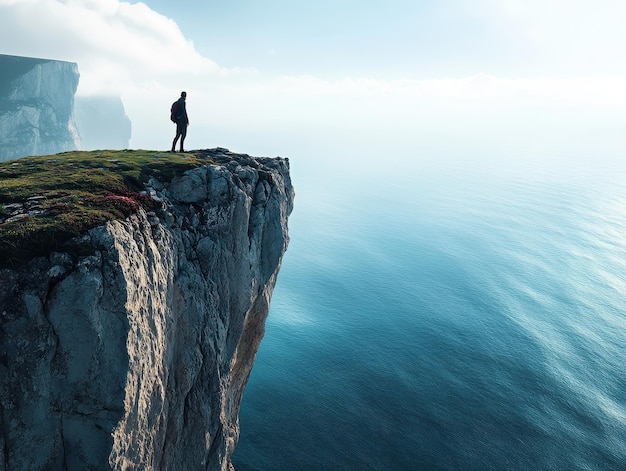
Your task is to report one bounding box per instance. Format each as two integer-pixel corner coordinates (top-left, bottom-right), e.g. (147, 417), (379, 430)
(0, 149), (212, 268)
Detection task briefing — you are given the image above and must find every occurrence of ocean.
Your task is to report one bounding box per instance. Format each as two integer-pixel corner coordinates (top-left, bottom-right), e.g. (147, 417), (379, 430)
(232, 156), (626, 470)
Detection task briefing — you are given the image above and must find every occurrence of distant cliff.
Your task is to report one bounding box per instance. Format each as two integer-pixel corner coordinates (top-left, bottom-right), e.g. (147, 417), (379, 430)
(0, 54), (80, 161)
(0, 54), (134, 161)
(0, 149), (294, 470)
(75, 96), (132, 150)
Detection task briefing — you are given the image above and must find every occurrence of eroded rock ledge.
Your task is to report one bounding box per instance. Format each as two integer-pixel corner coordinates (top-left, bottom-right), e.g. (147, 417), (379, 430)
(0, 151), (294, 470)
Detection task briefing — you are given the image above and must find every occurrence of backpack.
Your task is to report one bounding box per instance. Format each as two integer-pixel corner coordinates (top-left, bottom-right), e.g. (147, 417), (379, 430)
(170, 100), (179, 122)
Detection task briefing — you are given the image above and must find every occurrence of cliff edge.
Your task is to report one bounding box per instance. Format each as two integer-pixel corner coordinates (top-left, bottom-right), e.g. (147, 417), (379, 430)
(0, 148), (294, 470)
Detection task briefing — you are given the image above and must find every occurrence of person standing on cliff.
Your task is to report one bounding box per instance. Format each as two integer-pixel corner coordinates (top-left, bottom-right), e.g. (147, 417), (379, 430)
(171, 91), (189, 152)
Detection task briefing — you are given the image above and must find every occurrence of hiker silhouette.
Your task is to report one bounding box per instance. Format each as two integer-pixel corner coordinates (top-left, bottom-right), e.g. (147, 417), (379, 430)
(171, 91), (189, 152)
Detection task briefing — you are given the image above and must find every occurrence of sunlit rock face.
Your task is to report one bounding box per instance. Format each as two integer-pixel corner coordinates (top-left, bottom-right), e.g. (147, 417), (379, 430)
(0, 54), (80, 162)
(0, 150), (294, 471)
(74, 96), (132, 150)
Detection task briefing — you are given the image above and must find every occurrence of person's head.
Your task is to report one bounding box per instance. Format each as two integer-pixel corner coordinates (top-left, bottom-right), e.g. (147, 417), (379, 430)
(181, 91), (187, 99)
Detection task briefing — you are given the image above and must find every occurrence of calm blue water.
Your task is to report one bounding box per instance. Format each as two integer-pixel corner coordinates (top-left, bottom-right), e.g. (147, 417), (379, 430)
(233, 159), (626, 470)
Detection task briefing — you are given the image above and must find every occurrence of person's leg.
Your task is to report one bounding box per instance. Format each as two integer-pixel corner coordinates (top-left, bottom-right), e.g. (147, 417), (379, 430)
(172, 122), (183, 151)
(179, 125), (187, 152)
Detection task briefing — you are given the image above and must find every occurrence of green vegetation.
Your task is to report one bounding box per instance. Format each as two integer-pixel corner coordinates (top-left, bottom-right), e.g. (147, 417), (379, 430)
(0, 149), (213, 268)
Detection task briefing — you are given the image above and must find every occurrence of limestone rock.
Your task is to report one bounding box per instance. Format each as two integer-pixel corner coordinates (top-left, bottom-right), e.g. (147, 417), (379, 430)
(0, 54), (80, 161)
(0, 55), (134, 161)
(0, 152), (294, 470)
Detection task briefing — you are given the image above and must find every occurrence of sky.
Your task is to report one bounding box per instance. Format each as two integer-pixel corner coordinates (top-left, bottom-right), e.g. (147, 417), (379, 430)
(1, 0), (626, 170)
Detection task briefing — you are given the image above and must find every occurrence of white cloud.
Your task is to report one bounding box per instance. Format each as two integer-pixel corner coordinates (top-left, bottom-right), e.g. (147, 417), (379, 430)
(0, 0), (222, 94)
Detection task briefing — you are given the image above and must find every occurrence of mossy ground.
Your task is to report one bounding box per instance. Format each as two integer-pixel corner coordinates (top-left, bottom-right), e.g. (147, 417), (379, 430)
(0, 149), (213, 268)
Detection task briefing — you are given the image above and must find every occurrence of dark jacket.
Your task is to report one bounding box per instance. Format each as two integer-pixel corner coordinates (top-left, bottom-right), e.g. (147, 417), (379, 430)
(175, 97), (188, 124)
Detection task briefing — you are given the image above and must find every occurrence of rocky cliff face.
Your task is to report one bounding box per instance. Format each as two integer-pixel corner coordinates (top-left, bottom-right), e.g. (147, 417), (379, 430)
(0, 54), (81, 162)
(0, 151), (294, 470)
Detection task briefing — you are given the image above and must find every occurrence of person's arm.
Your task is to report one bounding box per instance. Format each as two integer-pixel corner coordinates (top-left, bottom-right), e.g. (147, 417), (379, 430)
(181, 99), (189, 124)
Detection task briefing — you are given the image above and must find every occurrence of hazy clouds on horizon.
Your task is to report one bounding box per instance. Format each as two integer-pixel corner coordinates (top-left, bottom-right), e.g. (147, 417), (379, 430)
(1, 0), (625, 168)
